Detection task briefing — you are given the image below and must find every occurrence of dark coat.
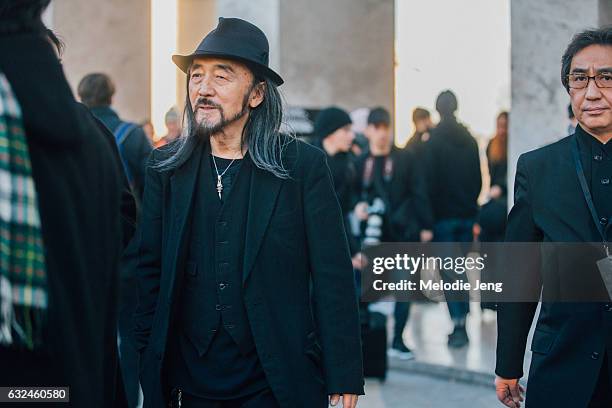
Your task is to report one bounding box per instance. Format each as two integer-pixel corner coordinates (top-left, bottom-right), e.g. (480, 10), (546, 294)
(0, 33), (126, 407)
(91, 106), (153, 202)
(353, 147), (434, 242)
(134, 139), (364, 408)
(496, 134), (612, 407)
(425, 117), (482, 221)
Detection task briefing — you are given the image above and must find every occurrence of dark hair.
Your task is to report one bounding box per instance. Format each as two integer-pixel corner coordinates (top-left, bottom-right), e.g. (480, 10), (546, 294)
(561, 27), (612, 91)
(0, 0), (50, 36)
(46, 28), (64, 57)
(412, 107), (430, 124)
(436, 90), (458, 117)
(154, 70), (293, 179)
(77, 73), (115, 108)
(367, 106), (390, 126)
(567, 104), (575, 119)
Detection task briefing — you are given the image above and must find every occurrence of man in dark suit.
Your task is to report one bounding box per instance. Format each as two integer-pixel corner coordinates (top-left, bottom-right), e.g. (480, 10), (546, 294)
(0, 1), (127, 406)
(134, 17), (363, 408)
(495, 27), (612, 407)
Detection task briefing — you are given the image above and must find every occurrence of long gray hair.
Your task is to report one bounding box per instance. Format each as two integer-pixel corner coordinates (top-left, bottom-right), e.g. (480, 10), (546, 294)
(154, 73), (294, 179)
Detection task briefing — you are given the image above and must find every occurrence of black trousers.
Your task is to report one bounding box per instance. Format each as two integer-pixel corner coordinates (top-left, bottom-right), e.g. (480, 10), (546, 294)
(588, 357), (612, 408)
(173, 387), (280, 408)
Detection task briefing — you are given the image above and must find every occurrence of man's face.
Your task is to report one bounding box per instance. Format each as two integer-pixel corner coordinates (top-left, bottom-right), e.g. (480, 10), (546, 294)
(188, 57), (264, 134)
(415, 117), (432, 133)
(328, 124), (355, 152)
(365, 123), (391, 150)
(569, 44), (612, 137)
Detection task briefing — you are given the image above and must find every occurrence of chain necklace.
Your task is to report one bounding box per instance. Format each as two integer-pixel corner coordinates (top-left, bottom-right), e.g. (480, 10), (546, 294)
(211, 153), (240, 200)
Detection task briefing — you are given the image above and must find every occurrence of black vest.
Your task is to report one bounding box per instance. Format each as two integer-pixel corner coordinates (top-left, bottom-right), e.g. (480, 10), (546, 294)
(168, 148), (266, 398)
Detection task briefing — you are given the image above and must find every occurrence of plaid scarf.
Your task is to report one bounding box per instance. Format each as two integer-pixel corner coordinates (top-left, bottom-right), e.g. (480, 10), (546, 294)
(0, 73), (47, 350)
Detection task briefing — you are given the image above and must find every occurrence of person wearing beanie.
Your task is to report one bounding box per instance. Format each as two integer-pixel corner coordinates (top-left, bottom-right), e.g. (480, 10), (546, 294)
(353, 106), (434, 360)
(425, 90), (482, 349)
(314, 107), (362, 263)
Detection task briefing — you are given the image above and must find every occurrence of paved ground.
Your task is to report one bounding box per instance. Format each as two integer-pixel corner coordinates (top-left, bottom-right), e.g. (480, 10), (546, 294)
(360, 370), (499, 408)
(370, 301), (535, 377)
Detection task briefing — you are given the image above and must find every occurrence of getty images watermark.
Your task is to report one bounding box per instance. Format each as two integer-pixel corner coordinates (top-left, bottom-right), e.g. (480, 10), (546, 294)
(359, 242), (612, 303)
(370, 253), (502, 293)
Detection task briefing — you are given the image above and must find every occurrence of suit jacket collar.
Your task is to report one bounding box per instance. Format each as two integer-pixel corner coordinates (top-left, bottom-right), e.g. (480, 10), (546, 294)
(242, 162), (282, 284)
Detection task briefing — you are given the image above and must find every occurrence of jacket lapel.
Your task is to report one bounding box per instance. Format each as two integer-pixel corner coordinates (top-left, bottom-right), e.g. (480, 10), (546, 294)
(242, 164), (282, 284)
(168, 143), (204, 281)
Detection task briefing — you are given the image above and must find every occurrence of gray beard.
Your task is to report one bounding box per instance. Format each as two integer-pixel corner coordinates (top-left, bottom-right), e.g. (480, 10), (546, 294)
(194, 95), (251, 140)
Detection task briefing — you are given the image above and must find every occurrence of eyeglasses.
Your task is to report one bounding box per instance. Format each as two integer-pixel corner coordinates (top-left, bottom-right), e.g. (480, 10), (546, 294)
(567, 73), (612, 89)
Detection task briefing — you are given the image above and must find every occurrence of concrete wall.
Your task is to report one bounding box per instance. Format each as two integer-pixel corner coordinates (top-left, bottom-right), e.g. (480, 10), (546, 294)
(53, 0), (151, 123)
(279, 0), (394, 114)
(177, 0), (217, 109)
(508, 0), (599, 202)
(600, 0), (612, 26)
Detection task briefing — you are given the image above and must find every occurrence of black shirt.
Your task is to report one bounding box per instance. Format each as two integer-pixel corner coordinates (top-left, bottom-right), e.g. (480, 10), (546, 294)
(576, 125), (612, 240)
(167, 153), (267, 400)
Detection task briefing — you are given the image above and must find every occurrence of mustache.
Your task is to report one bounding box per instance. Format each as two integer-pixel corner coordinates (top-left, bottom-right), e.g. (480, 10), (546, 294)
(195, 98), (222, 110)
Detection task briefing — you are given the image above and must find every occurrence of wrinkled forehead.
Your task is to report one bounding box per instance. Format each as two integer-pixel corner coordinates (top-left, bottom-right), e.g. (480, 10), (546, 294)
(571, 44), (612, 72)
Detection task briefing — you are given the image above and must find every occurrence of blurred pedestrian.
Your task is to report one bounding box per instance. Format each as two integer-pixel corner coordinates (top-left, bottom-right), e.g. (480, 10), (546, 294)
(496, 27), (612, 408)
(78, 72), (152, 204)
(314, 106), (362, 265)
(405, 107), (434, 153)
(155, 106), (182, 148)
(353, 107), (433, 360)
(141, 118), (156, 145)
(479, 111), (508, 243)
(426, 90), (482, 348)
(134, 17), (363, 408)
(0, 1), (125, 406)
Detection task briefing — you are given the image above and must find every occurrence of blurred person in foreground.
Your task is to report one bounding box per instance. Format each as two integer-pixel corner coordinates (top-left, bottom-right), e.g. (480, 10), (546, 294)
(495, 27), (612, 407)
(134, 17), (363, 408)
(353, 107), (434, 360)
(155, 106), (182, 148)
(0, 0), (126, 406)
(78, 72), (153, 204)
(426, 90), (482, 348)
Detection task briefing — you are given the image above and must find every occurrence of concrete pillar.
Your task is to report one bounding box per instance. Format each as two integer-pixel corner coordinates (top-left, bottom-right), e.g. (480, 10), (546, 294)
(279, 0), (394, 114)
(600, 0), (612, 26)
(508, 0), (599, 202)
(53, 0), (151, 123)
(176, 0), (217, 112)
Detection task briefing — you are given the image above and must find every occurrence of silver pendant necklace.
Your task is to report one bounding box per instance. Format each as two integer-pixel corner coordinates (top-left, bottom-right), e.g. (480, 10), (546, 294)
(211, 154), (239, 200)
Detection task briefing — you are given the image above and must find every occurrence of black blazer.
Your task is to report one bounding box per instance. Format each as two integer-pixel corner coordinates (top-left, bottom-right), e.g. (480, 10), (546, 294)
(134, 139), (364, 408)
(496, 134), (612, 407)
(0, 34), (126, 407)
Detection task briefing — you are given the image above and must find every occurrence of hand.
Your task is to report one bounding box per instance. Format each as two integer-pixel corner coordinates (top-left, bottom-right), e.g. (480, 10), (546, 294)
(420, 229), (433, 242)
(490, 185), (502, 199)
(354, 202), (369, 221)
(495, 376), (525, 407)
(351, 253), (368, 270)
(330, 394), (359, 408)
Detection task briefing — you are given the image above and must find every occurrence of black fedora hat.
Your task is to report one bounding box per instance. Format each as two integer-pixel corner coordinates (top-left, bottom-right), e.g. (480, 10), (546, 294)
(172, 17), (283, 86)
